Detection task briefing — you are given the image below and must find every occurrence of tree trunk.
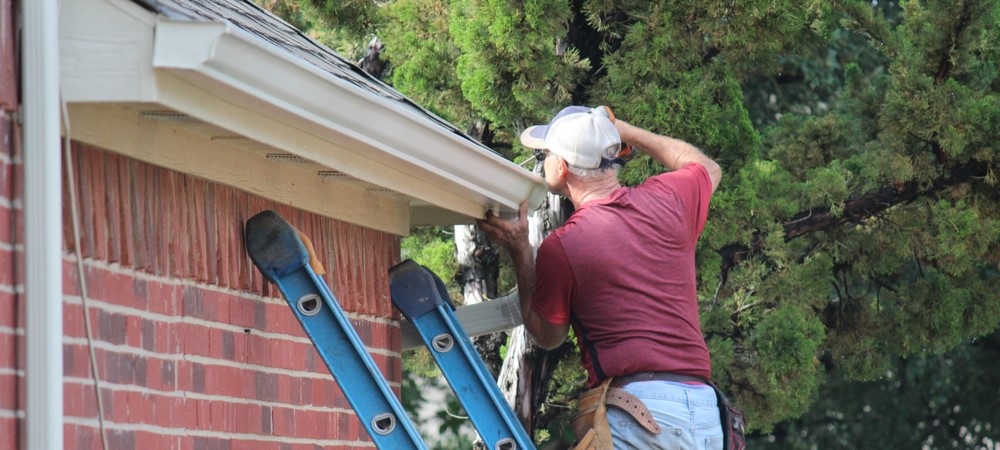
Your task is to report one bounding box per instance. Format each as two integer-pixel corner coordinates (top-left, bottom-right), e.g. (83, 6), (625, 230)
(454, 224), (507, 375)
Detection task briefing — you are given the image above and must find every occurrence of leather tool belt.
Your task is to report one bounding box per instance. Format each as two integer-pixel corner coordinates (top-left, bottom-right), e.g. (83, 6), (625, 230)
(570, 378), (662, 450)
(570, 373), (747, 450)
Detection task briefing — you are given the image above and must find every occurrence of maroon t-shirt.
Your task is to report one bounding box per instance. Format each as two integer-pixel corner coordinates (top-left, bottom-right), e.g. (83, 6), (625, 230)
(533, 162), (714, 388)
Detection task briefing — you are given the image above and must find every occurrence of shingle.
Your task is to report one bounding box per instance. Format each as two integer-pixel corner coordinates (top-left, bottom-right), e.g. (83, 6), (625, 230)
(138, 0), (484, 149)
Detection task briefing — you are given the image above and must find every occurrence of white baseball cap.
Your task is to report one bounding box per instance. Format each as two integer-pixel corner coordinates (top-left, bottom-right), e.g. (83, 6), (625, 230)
(520, 106), (621, 170)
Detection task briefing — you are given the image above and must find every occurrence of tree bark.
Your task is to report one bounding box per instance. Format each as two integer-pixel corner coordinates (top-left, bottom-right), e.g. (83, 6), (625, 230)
(455, 224), (507, 375)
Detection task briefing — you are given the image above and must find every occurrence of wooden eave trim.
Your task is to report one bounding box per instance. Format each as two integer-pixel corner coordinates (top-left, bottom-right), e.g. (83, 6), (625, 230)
(66, 103), (412, 236)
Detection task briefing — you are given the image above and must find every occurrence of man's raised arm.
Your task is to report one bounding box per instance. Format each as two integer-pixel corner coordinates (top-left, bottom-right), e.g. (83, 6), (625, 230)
(614, 120), (723, 192)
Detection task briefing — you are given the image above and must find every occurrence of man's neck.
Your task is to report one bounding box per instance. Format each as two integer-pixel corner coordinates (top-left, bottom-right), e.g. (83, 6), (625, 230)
(566, 174), (622, 208)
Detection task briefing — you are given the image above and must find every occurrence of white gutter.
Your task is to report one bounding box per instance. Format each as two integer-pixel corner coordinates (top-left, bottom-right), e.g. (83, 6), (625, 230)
(151, 19), (546, 218)
(23, 0), (64, 447)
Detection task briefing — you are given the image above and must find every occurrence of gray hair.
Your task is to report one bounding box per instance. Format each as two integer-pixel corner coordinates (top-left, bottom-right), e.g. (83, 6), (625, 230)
(566, 163), (618, 179)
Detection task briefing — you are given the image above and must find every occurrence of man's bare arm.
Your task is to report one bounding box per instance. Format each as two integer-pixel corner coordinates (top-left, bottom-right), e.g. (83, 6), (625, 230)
(615, 120), (723, 192)
(476, 202), (569, 350)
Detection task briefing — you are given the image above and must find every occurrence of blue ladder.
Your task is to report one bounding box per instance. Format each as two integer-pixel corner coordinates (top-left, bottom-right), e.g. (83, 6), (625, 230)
(245, 211), (427, 450)
(390, 260), (535, 450)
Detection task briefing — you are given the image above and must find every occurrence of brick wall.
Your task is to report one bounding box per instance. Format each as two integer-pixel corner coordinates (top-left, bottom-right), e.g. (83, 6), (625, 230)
(1, 0), (22, 445)
(2, 132), (406, 448)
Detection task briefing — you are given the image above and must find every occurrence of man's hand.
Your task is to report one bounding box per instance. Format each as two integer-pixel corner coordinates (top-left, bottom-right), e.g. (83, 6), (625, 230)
(476, 200), (568, 350)
(475, 201), (531, 256)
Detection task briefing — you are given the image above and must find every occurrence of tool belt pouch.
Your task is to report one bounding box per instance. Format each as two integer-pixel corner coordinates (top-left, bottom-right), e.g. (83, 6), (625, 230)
(570, 380), (614, 450)
(708, 382), (748, 450)
(570, 379), (664, 450)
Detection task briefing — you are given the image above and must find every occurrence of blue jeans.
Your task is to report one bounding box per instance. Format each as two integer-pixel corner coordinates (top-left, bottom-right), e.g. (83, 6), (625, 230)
(608, 381), (724, 450)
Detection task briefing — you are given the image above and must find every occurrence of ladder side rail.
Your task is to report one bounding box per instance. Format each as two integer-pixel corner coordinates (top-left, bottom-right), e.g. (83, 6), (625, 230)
(246, 211), (428, 450)
(278, 269), (426, 449)
(391, 261), (535, 450)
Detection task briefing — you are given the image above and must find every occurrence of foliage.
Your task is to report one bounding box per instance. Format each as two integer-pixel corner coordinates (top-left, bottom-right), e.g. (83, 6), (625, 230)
(401, 227), (462, 300)
(401, 361), (477, 448)
(269, 0), (1000, 440)
(748, 329), (1000, 449)
(251, 0), (370, 59)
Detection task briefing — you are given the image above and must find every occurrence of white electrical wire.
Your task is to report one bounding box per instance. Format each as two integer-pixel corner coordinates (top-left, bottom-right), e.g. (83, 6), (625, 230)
(60, 98), (111, 450)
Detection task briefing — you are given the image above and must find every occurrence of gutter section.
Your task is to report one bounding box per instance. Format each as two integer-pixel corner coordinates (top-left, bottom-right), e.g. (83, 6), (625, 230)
(151, 19), (545, 220)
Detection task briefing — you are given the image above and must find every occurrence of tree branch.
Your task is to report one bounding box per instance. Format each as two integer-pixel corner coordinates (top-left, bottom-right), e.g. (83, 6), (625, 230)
(933, 1), (973, 84)
(783, 160), (987, 240)
(720, 160), (990, 281)
(701, 46), (722, 65)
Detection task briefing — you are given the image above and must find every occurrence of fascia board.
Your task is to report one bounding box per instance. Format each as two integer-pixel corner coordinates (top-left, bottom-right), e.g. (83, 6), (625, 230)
(152, 18), (546, 220)
(59, 0), (159, 103)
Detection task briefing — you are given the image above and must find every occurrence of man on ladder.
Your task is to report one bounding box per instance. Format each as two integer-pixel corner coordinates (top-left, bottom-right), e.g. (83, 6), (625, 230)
(477, 106), (739, 450)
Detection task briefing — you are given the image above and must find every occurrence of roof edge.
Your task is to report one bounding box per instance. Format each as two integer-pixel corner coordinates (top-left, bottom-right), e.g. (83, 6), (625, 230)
(151, 18), (546, 220)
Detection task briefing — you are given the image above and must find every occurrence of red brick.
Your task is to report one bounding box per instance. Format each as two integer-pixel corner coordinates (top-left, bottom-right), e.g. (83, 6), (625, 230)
(0, 162), (9, 208)
(0, 331), (16, 370)
(181, 322), (211, 358)
(105, 157), (122, 264)
(62, 259), (81, 297)
(154, 166), (169, 275)
(92, 150), (111, 262)
(203, 187), (218, 285)
(148, 358), (176, 391)
(193, 182), (209, 283)
(74, 145), (94, 259)
(144, 279), (179, 316)
(65, 345), (150, 386)
(132, 162), (150, 272)
(204, 289), (233, 323)
(61, 302), (83, 340)
(193, 398), (211, 430)
(135, 430), (180, 450)
(0, 202), (11, 247)
(117, 157), (134, 267)
(214, 366), (249, 398)
(228, 296), (251, 330)
(169, 173), (186, 279)
(0, 417), (20, 449)
(0, 245), (14, 287)
(216, 190), (231, 289)
(148, 164), (164, 273)
(245, 333), (270, 367)
(9, 139), (20, 205)
(152, 394), (184, 427)
(0, 289), (16, 329)
(208, 400), (225, 431)
(63, 380), (113, 420)
(0, 0), (17, 111)
(0, 371), (17, 410)
(124, 315), (142, 348)
(82, 264), (148, 310)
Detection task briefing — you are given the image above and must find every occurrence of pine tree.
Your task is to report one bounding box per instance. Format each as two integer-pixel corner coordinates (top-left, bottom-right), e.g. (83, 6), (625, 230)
(277, 0), (1000, 440)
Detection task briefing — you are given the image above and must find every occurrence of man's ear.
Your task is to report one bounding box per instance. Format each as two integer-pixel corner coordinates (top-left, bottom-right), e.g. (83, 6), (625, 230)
(556, 158), (568, 180)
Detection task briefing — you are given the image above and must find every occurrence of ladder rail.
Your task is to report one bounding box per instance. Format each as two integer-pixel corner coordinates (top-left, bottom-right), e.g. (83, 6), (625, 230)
(391, 261), (536, 450)
(246, 211), (427, 450)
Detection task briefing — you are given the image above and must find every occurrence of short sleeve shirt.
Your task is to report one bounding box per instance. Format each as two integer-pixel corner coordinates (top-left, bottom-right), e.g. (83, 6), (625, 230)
(533, 163), (714, 388)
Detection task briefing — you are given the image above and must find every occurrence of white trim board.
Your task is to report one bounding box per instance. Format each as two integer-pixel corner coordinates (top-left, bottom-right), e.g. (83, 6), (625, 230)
(58, 0), (546, 232)
(67, 103), (411, 236)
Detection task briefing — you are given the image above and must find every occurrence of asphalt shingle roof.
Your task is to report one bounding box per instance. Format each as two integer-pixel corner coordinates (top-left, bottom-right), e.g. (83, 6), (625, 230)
(133, 0), (485, 150)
